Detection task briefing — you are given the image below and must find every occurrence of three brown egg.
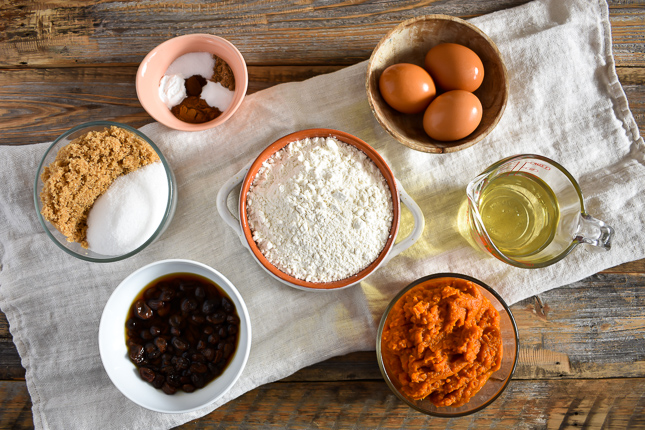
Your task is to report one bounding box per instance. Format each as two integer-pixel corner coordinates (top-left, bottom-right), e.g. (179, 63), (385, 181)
(378, 43), (484, 142)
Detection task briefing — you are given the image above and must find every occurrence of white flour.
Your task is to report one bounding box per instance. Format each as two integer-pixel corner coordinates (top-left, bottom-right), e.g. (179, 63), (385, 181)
(246, 137), (393, 282)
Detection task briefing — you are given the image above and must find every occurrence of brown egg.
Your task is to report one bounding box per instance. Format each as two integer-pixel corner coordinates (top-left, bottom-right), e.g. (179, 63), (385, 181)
(423, 90), (482, 141)
(424, 43), (484, 92)
(379, 63), (436, 114)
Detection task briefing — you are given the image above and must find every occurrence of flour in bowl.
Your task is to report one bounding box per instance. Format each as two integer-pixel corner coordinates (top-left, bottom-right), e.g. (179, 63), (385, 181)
(246, 136), (394, 282)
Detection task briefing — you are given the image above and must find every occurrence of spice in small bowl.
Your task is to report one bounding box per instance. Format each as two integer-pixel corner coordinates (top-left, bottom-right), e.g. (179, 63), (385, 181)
(158, 52), (236, 124)
(137, 34), (248, 132)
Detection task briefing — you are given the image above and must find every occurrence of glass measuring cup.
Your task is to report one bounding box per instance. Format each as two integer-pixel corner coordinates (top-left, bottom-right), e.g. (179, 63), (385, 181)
(466, 154), (613, 268)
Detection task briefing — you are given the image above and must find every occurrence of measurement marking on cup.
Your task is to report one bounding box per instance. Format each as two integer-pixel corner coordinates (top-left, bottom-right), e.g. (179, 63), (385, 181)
(513, 162), (527, 172)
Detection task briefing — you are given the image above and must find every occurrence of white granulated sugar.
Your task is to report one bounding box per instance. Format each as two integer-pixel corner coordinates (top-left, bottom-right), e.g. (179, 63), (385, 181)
(201, 81), (234, 112)
(86, 162), (169, 256)
(164, 52), (215, 80)
(246, 137), (394, 282)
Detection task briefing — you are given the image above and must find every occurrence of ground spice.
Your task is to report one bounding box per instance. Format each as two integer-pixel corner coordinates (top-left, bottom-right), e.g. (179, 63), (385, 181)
(213, 56), (235, 91)
(171, 96), (221, 124)
(39, 126), (159, 247)
(381, 277), (502, 407)
(169, 55), (235, 124)
(185, 75), (207, 96)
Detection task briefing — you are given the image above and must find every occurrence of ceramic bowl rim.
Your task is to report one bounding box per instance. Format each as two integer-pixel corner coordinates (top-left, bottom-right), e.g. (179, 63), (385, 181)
(98, 258), (252, 413)
(136, 33), (248, 131)
(238, 128), (401, 290)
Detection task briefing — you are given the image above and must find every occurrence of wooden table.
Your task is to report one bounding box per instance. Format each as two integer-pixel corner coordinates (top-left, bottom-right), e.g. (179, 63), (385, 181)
(1, 1), (644, 428)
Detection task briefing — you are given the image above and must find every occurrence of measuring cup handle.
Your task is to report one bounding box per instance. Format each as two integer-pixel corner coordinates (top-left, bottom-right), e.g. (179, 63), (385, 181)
(382, 180), (425, 265)
(575, 213), (613, 251)
(216, 162), (252, 245)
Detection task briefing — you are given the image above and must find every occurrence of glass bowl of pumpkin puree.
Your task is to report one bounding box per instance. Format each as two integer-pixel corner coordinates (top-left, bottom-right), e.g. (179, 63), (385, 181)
(376, 273), (518, 417)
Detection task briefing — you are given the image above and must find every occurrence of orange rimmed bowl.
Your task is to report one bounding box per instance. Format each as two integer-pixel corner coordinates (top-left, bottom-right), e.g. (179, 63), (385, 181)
(216, 128), (425, 291)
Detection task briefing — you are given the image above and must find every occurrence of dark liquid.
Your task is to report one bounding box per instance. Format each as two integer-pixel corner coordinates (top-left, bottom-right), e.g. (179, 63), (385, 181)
(125, 273), (240, 395)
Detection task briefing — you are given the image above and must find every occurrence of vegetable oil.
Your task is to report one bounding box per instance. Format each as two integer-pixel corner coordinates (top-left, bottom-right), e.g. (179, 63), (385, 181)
(478, 173), (559, 257)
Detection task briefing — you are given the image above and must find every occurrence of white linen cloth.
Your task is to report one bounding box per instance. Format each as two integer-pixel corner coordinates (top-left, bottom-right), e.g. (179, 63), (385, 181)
(1, 0), (643, 428)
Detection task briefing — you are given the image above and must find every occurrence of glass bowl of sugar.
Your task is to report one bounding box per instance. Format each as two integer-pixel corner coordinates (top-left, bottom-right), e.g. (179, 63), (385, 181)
(34, 121), (178, 262)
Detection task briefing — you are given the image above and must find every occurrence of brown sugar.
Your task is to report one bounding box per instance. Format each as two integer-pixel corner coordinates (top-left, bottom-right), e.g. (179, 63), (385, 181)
(213, 55), (235, 91)
(39, 126), (159, 247)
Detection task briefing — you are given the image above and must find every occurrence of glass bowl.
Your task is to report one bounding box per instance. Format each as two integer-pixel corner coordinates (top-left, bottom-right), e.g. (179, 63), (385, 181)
(376, 273), (519, 417)
(34, 121), (178, 263)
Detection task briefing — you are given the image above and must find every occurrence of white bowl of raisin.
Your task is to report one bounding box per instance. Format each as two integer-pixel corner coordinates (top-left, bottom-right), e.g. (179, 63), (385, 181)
(98, 259), (251, 413)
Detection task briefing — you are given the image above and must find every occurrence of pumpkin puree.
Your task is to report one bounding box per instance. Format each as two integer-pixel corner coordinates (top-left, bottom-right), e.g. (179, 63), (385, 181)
(381, 277), (502, 407)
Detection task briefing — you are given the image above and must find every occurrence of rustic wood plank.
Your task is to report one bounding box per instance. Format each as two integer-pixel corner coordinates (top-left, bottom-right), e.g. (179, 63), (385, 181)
(180, 379), (645, 429)
(0, 312), (9, 338)
(0, 381), (32, 430)
(2, 272), (644, 381)
(0, 65), (345, 145)
(602, 258), (645, 273)
(1, 378), (644, 430)
(0, 339), (24, 381)
(514, 273), (645, 380)
(0, 312), (25, 381)
(0, 65), (643, 146)
(0, 1), (643, 68)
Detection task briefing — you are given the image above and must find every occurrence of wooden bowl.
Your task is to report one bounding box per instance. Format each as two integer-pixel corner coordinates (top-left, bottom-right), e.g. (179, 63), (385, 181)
(366, 15), (508, 153)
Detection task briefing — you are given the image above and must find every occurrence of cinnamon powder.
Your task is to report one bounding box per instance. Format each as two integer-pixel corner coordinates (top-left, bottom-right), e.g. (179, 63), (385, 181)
(171, 96), (222, 124)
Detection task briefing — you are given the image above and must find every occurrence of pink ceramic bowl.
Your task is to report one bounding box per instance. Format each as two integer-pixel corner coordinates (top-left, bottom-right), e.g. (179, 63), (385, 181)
(136, 34), (248, 132)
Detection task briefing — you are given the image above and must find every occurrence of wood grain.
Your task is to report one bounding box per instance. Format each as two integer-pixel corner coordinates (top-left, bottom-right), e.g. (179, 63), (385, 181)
(605, 258), (645, 273)
(0, 1), (644, 429)
(1, 378), (644, 429)
(1, 273), (643, 381)
(0, 381), (32, 430)
(183, 379), (645, 429)
(0, 65), (344, 145)
(0, 1), (643, 68)
(0, 65), (643, 146)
